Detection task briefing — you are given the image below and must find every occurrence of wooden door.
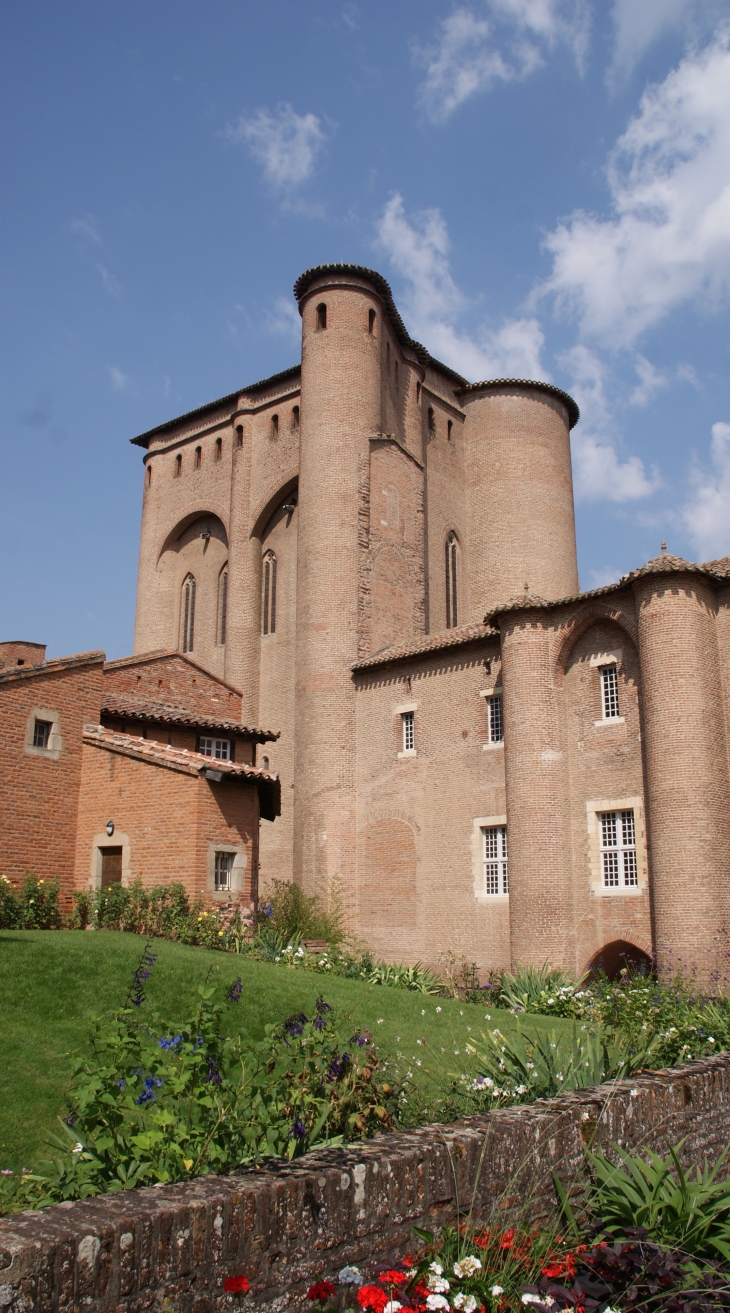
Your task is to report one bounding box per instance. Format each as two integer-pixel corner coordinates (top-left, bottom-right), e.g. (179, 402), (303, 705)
(100, 846), (123, 887)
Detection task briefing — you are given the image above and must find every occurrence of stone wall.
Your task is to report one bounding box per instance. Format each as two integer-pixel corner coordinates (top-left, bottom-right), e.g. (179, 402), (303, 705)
(2, 1054), (730, 1313)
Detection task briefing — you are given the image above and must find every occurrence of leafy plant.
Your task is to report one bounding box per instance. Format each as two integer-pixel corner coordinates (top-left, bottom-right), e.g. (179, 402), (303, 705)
(587, 1141), (730, 1264)
(257, 879), (345, 946)
(366, 961), (442, 994)
(0, 874), (61, 929)
(495, 963), (590, 1019)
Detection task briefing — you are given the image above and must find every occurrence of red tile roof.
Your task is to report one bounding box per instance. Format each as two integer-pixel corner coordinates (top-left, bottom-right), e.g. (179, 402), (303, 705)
(101, 691), (279, 742)
(351, 622), (497, 671)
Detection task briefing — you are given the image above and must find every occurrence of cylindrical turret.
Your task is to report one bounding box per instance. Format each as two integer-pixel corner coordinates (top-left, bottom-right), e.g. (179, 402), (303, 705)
(634, 563), (730, 982)
(292, 265), (384, 909)
(460, 381), (580, 616)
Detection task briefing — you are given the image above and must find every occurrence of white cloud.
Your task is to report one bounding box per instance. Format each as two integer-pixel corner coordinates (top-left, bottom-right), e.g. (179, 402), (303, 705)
(225, 103), (325, 190)
(541, 28), (730, 347)
(97, 264), (121, 296)
(682, 421), (730, 559)
(108, 366), (131, 391)
(71, 215), (102, 244)
(629, 354), (668, 407)
(588, 565), (623, 588)
(414, 0), (588, 122)
(561, 345), (660, 502)
(609, 0), (725, 80)
(264, 295), (301, 341)
(376, 192), (547, 379)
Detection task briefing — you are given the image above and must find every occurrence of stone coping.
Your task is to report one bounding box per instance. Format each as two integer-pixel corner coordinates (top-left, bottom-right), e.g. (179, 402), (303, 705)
(1, 1054), (729, 1312)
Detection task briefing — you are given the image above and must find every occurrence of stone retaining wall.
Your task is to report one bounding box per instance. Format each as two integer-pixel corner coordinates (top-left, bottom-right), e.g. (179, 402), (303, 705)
(2, 1054), (730, 1312)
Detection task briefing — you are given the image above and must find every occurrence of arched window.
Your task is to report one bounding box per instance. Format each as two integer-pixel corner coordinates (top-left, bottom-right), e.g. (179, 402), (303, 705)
(271, 413), (279, 437)
(194, 446), (202, 469)
(316, 302), (327, 330)
(368, 308), (376, 334)
(427, 406), (435, 432)
(291, 405), (300, 429)
(236, 425), (243, 447)
(416, 381), (421, 403)
(146, 463), (152, 486)
(218, 567), (228, 646)
(181, 574), (196, 653)
(445, 532), (459, 629)
(262, 552), (277, 635)
(215, 437), (222, 460)
(175, 453), (182, 477)
(386, 341), (391, 367)
(447, 420), (453, 441)
(395, 360), (399, 390)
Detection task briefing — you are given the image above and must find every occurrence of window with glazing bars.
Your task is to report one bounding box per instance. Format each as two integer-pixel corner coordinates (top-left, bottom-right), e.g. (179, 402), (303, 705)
(488, 695), (503, 743)
(33, 719), (52, 749)
(214, 851), (234, 891)
(402, 711), (415, 752)
(599, 809), (638, 887)
(181, 575), (196, 653)
(599, 664), (620, 719)
(262, 552), (277, 634)
(445, 532), (458, 628)
(482, 825), (508, 895)
(200, 737), (231, 760)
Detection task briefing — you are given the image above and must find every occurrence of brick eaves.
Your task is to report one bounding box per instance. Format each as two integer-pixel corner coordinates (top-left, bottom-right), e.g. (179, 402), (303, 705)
(0, 650), (105, 686)
(456, 378), (580, 430)
(352, 622), (497, 672)
(83, 727), (279, 782)
(129, 365), (301, 448)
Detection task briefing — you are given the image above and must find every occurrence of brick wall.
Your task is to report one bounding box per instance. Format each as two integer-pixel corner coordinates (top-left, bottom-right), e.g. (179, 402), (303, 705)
(0, 653), (104, 903)
(1, 1055), (729, 1313)
(103, 654), (244, 721)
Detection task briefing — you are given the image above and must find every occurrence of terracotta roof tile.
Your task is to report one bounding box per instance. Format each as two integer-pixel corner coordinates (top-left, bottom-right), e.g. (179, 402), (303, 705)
(130, 366), (301, 448)
(352, 622), (497, 671)
(101, 691), (278, 741)
(83, 725), (278, 781)
(455, 378), (579, 429)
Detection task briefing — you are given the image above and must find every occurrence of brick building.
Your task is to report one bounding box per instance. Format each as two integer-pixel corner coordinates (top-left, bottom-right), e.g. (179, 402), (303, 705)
(0, 642), (280, 912)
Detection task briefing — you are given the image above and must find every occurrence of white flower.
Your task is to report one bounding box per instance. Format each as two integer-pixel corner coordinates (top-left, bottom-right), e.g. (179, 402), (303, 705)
(377, 1019), (384, 1024)
(436, 1006), (442, 1012)
(452, 1296), (477, 1311)
(383, 1302), (402, 1313)
(427, 1274), (450, 1293)
(72, 1142), (83, 1154)
(339, 1266), (362, 1284)
(490, 1287), (504, 1298)
(522, 1296), (556, 1308)
(429, 1263), (444, 1276)
(426, 1298), (450, 1312)
(453, 1257), (482, 1278)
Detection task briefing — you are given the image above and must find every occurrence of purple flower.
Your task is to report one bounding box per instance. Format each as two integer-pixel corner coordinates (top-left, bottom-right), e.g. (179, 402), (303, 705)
(205, 1058), (222, 1085)
(349, 1033), (367, 1048)
(327, 1052), (351, 1081)
(315, 995), (333, 1016)
(283, 1012), (308, 1037)
(289, 1119), (307, 1140)
(228, 977), (243, 1003)
(158, 1035), (182, 1049)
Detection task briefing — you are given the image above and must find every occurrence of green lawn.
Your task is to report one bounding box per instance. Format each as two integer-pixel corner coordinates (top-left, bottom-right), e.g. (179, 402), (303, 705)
(0, 931), (573, 1171)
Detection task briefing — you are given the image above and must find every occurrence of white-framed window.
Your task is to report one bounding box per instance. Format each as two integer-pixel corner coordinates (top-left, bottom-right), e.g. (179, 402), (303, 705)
(599, 809), (638, 888)
(402, 711), (415, 753)
(200, 737), (231, 760)
(488, 695), (503, 744)
(599, 664), (620, 720)
(214, 851), (234, 891)
(482, 825), (508, 896)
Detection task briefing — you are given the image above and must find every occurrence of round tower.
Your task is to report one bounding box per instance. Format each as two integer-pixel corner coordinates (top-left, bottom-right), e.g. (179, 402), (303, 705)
(291, 264), (384, 911)
(459, 381), (580, 615)
(633, 560), (730, 982)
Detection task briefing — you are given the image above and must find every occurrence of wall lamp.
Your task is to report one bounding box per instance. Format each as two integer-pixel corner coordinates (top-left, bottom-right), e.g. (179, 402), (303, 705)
(106, 820), (115, 837)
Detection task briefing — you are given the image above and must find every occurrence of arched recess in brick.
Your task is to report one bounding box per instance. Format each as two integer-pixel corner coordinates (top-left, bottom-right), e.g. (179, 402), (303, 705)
(370, 545), (416, 654)
(157, 513), (229, 674)
(553, 601), (639, 683)
(358, 818), (417, 932)
(585, 938), (653, 980)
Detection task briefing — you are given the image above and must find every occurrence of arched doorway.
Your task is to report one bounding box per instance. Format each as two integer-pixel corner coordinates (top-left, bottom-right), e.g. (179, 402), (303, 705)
(587, 939), (653, 981)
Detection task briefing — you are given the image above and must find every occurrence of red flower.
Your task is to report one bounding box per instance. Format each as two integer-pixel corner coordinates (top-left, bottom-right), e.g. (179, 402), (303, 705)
(402, 1255), (414, 1268)
(307, 1280), (337, 1302)
(541, 1263), (565, 1279)
(379, 1270), (407, 1285)
(224, 1275), (250, 1294)
(500, 1228), (515, 1249)
(357, 1284), (389, 1312)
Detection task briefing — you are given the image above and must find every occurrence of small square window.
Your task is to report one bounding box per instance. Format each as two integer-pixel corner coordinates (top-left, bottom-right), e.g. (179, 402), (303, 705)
(33, 719), (52, 749)
(402, 711), (415, 753)
(200, 737), (231, 760)
(214, 851), (234, 891)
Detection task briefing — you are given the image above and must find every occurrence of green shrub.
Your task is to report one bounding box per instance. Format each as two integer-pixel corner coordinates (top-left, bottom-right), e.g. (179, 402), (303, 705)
(258, 879), (345, 946)
(0, 874), (61, 929)
(366, 961), (442, 994)
(493, 962), (590, 1019)
(587, 1141), (730, 1264)
(0, 877), (20, 929)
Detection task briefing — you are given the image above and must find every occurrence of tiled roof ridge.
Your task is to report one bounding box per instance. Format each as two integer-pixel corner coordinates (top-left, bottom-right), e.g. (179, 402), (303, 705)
(0, 649), (105, 685)
(292, 263), (468, 389)
(352, 621), (497, 671)
(485, 553), (730, 623)
(456, 378), (580, 429)
(101, 691), (279, 741)
(83, 726), (278, 781)
(103, 649), (244, 697)
(130, 365), (301, 448)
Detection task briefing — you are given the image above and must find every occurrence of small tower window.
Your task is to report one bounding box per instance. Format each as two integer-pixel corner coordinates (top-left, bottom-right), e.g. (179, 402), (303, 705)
(600, 664), (620, 719)
(291, 405), (300, 429)
(401, 711), (415, 754)
(271, 413), (279, 437)
(194, 446), (202, 469)
(368, 308), (376, 334)
(427, 407), (435, 432)
(175, 453), (182, 477)
(416, 381), (421, 403)
(181, 574), (196, 653)
(386, 341), (391, 368)
(146, 464), (152, 486)
(215, 437), (222, 460)
(316, 302), (327, 330)
(445, 531), (459, 629)
(218, 567), (228, 646)
(488, 695), (503, 744)
(236, 425), (243, 447)
(262, 551), (277, 635)
(395, 360), (399, 390)
(447, 420), (453, 441)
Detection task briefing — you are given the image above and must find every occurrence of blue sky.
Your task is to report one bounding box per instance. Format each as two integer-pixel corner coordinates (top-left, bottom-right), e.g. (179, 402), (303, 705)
(1, 0), (729, 659)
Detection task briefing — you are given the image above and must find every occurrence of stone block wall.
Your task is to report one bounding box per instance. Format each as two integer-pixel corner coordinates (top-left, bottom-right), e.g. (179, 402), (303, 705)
(1, 1054), (729, 1313)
